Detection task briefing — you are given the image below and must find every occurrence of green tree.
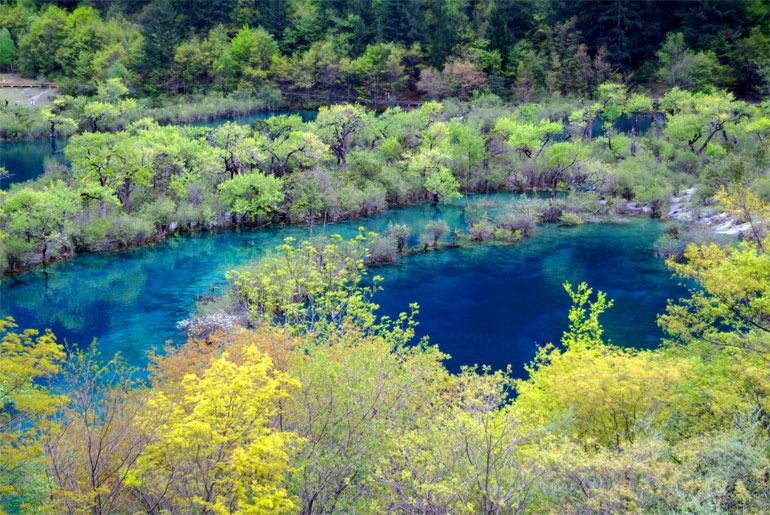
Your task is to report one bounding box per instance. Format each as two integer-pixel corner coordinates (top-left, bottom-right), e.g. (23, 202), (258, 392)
(16, 5), (69, 78)
(0, 27), (16, 72)
(353, 43), (406, 105)
(1, 185), (79, 265)
(656, 32), (723, 91)
(661, 88), (749, 156)
(230, 25), (279, 87)
(139, 0), (179, 87)
(428, 0), (456, 68)
(377, 0), (423, 45)
(448, 119), (486, 194)
(218, 171), (284, 221)
(315, 104), (366, 169)
(66, 131), (151, 216)
(281, 0), (323, 54)
(253, 117), (329, 177)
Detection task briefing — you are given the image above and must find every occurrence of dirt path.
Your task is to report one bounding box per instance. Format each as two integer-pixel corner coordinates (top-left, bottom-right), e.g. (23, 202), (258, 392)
(29, 88), (53, 103)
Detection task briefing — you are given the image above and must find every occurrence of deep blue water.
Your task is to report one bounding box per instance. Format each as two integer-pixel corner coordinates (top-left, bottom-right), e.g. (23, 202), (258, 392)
(0, 194), (686, 376)
(0, 136), (68, 187)
(0, 110), (317, 189)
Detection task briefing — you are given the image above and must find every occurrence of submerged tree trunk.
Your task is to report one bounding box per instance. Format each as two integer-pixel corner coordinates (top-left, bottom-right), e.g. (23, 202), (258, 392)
(630, 117), (639, 156)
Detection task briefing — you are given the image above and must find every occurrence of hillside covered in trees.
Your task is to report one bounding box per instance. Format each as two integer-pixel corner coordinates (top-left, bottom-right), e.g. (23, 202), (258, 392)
(0, 0), (768, 102)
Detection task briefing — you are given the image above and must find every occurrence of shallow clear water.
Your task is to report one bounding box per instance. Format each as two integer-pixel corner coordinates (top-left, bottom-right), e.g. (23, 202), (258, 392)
(0, 110), (318, 188)
(0, 194), (686, 376)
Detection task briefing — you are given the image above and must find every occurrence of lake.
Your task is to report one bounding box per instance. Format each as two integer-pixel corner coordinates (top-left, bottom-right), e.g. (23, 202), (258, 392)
(0, 194), (685, 376)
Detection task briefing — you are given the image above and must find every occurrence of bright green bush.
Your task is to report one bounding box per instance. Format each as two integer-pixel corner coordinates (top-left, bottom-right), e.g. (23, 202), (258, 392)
(559, 212), (583, 226)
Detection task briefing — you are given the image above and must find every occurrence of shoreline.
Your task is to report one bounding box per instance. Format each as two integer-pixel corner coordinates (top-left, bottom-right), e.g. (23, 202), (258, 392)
(0, 102), (291, 143)
(0, 190), (670, 280)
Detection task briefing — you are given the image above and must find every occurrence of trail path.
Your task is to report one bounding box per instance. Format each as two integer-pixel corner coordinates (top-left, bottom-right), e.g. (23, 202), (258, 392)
(29, 88), (52, 102)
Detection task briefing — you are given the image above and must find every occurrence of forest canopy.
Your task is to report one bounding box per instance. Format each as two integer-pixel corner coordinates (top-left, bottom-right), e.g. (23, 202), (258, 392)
(0, 0), (768, 100)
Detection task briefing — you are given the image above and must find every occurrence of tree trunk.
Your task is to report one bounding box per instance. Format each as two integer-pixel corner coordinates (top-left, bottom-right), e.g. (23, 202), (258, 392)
(551, 176), (558, 200)
(123, 181), (132, 213)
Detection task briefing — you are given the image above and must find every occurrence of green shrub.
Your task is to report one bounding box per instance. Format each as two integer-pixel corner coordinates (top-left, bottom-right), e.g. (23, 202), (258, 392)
(425, 219), (449, 245)
(108, 215), (155, 246)
(493, 227), (516, 241)
(654, 234), (686, 260)
(559, 212), (583, 226)
(366, 233), (398, 264)
(386, 223), (411, 252)
(73, 218), (110, 249)
(495, 210), (536, 236)
(139, 197), (177, 230)
(3, 234), (36, 269)
(177, 200), (217, 227)
(468, 219), (494, 241)
(542, 205), (563, 222)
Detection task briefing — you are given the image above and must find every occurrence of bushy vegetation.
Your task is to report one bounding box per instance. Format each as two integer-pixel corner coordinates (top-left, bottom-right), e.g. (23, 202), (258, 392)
(4, 189), (770, 513)
(2, 88), (768, 276)
(0, 81), (285, 140)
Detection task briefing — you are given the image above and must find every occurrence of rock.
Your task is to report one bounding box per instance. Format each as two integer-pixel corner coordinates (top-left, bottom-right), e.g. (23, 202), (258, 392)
(169, 221), (178, 232)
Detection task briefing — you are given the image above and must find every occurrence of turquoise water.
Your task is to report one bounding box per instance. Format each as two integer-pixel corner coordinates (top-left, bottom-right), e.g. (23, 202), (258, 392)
(0, 194), (686, 375)
(0, 110), (317, 188)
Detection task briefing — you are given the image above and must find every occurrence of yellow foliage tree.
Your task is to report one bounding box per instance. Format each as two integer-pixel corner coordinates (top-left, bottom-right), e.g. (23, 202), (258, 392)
(0, 318), (66, 513)
(659, 186), (770, 431)
(516, 283), (686, 448)
(127, 346), (299, 514)
(372, 369), (545, 514)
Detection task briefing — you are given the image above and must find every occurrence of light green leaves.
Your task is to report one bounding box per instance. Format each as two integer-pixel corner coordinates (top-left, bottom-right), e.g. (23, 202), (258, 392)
(218, 171), (284, 220)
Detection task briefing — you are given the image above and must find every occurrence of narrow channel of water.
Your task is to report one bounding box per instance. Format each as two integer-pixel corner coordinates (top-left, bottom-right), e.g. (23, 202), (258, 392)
(0, 194), (686, 375)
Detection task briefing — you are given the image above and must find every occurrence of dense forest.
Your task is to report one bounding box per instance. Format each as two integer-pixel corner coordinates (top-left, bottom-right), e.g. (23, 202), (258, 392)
(2, 0), (770, 514)
(0, 0), (768, 100)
